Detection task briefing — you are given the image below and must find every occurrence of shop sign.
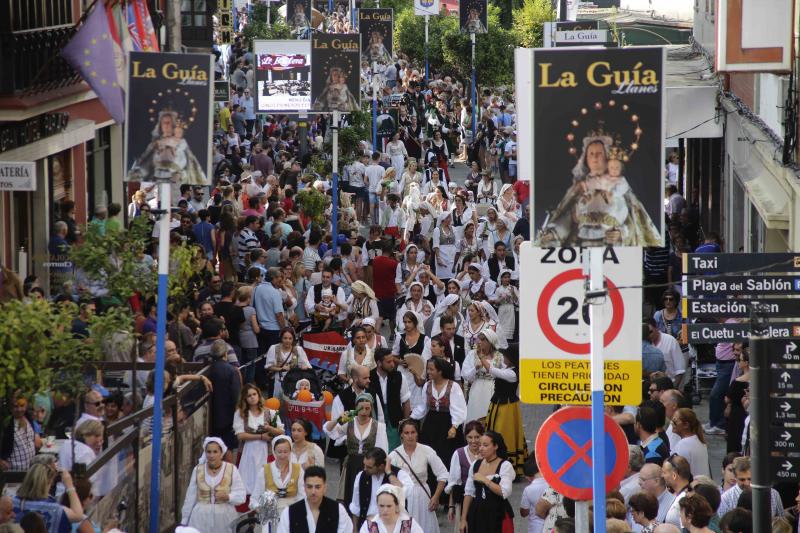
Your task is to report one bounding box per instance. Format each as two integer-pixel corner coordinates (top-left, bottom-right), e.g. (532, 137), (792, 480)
(0, 162), (36, 191)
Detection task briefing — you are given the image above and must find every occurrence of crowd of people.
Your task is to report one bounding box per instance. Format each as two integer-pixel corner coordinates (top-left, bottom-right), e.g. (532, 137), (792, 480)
(0, 6), (799, 533)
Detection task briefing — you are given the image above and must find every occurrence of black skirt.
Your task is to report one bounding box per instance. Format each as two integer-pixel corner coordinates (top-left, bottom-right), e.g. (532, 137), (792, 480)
(420, 410), (465, 471)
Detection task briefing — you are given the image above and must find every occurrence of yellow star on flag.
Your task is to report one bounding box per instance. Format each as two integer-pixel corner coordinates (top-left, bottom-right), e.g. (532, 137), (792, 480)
(91, 38), (97, 45)
(84, 49), (90, 55)
(101, 79), (107, 85)
(91, 71), (97, 77)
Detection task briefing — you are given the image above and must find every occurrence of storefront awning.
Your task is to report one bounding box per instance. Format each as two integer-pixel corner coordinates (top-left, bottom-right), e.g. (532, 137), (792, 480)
(665, 46), (723, 139)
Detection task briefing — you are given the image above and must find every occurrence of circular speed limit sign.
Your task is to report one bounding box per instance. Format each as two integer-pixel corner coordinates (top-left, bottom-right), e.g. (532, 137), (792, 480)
(535, 268), (625, 355)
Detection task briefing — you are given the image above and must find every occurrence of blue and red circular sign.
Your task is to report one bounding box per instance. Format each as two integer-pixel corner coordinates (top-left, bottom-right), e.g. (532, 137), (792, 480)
(536, 268), (625, 355)
(534, 406), (628, 501)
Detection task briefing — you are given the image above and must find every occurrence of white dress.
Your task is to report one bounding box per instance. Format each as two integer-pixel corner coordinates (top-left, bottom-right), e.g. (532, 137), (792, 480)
(291, 442), (326, 468)
(461, 351), (504, 423)
(433, 226), (458, 279)
(387, 141), (408, 174)
(388, 444), (449, 533)
(338, 345), (377, 377)
(359, 514), (425, 533)
(181, 463), (246, 533)
(233, 408), (284, 495)
(491, 285), (518, 341)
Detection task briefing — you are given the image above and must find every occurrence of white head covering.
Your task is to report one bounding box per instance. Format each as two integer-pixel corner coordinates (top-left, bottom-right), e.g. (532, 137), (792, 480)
(498, 268), (513, 282)
(362, 317), (377, 328)
(499, 183), (513, 199)
(404, 243), (419, 263)
(351, 280), (377, 301)
(376, 483), (407, 517)
(480, 300), (500, 324)
(479, 328), (500, 350)
(405, 281), (425, 302)
(399, 309), (425, 333)
(199, 437), (228, 464)
(271, 435), (293, 453)
(437, 209), (453, 225)
(321, 287), (333, 298)
(434, 293), (460, 317)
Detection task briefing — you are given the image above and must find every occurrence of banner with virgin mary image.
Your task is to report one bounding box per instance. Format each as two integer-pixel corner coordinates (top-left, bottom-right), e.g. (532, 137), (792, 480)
(359, 9), (393, 68)
(310, 34), (361, 113)
(459, 0), (487, 34)
(286, 0), (313, 32)
(125, 51), (214, 185)
(531, 47), (665, 247)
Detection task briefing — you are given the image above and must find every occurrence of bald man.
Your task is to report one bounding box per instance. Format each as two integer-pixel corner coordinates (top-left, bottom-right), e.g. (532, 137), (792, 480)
(639, 463), (675, 523)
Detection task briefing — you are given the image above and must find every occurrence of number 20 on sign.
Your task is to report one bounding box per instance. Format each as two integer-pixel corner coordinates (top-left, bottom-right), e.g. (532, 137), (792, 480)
(519, 243), (643, 406)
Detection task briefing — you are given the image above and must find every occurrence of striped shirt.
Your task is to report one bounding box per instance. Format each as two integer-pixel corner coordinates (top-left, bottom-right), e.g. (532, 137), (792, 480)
(237, 228), (260, 269)
(717, 484), (784, 518)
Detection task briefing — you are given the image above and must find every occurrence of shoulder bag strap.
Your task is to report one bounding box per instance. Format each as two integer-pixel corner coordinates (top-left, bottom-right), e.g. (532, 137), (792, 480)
(395, 450), (432, 499)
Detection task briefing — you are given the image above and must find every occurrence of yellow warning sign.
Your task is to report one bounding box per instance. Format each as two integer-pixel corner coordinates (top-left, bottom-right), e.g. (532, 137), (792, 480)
(520, 359), (642, 405)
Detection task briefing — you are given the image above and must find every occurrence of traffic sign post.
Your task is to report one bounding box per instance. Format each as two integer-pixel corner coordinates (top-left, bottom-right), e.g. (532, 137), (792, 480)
(771, 397), (800, 422)
(772, 341), (800, 364)
(534, 406), (628, 501)
(519, 244), (642, 406)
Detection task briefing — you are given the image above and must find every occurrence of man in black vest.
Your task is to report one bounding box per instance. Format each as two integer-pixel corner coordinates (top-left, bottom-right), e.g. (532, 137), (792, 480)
(304, 267), (346, 321)
(439, 315), (466, 368)
(279, 466), (352, 533)
(349, 448), (414, 530)
(486, 241), (515, 283)
(369, 348), (411, 451)
(328, 365), (383, 462)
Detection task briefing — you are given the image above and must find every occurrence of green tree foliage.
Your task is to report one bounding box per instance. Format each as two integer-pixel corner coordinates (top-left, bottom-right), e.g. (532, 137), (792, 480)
(511, 0), (554, 48)
(395, 8), (458, 78)
(296, 187), (331, 226)
(242, 4), (292, 42)
(68, 218), (154, 304)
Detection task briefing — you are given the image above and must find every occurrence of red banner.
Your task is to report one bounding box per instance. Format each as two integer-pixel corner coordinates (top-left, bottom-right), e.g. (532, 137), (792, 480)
(257, 54), (307, 71)
(286, 399), (327, 436)
(303, 331), (348, 369)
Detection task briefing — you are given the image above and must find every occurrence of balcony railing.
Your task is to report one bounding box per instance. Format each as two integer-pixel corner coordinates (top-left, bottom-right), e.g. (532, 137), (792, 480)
(0, 25), (83, 96)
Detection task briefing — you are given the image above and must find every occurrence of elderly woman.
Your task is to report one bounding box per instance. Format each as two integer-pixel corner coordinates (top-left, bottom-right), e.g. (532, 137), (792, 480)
(180, 437), (246, 532)
(12, 462), (85, 532)
(433, 211), (458, 282)
(325, 393), (388, 507)
(462, 330), (506, 423)
(251, 435), (304, 519)
(359, 484), (425, 533)
(388, 419), (449, 533)
(348, 280), (379, 328)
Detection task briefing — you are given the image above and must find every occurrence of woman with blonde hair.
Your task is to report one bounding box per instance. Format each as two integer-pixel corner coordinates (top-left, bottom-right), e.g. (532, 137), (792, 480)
(233, 383), (284, 497)
(671, 408), (710, 477)
(250, 435), (304, 521)
(13, 463), (85, 532)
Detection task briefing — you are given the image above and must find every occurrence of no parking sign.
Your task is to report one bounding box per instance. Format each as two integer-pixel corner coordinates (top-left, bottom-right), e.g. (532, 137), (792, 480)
(519, 243), (642, 405)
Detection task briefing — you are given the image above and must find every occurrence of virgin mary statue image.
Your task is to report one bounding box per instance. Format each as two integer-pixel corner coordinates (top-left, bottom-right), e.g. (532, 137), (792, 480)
(537, 132), (661, 247)
(128, 110), (208, 185)
(312, 66), (359, 112)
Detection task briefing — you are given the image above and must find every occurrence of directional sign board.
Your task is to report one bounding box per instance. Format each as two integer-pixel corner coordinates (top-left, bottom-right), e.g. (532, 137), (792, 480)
(771, 368), (800, 393)
(686, 276), (800, 297)
(686, 322), (800, 343)
(686, 298), (800, 320)
(771, 426), (800, 452)
(770, 397), (800, 422)
(772, 456), (800, 482)
(771, 340), (800, 364)
(534, 407), (628, 501)
(519, 244), (642, 405)
(684, 253), (800, 274)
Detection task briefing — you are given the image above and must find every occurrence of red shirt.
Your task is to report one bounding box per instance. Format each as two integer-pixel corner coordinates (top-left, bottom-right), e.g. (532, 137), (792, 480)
(512, 180), (530, 203)
(372, 255), (399, 299)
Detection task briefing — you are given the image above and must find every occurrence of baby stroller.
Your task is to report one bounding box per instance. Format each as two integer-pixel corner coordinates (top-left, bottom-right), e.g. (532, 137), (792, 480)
(282, 367), (329, 442)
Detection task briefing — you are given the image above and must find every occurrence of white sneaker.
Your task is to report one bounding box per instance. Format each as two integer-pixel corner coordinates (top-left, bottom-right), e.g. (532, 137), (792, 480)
(705, 425), (726, 435)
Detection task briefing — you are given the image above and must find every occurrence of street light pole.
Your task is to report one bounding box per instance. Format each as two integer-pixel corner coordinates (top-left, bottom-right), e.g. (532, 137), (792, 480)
(148, 179), (171, 533)
(424, 15), (429, 84)
(331, 110), (340, 254)
(372, 62), (378, 152)
(471, 31), (477, 136)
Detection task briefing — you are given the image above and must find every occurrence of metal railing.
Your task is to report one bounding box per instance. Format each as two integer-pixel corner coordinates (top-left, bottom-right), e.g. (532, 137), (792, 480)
(0, 25), (82, 96)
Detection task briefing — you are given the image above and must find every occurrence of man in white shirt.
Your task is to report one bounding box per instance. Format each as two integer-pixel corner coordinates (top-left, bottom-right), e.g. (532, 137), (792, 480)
(661, 455), (692, 527)
(329, 366), (384, 447)
(647, 319), (685, 389)
(349, 448), (414, 528)
(365, 152), (386, 223)
(278, 466), (352, 533)
(717, 456), (784, 518)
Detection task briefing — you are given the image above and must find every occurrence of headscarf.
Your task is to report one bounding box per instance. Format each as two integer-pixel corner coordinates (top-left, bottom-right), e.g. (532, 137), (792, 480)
(354, 392), (376, 412)
(399, 309), (424, 333)
(437, 209), (453, 225)
(479, 328), (500, 350)
(499, 183), (513, 199)
(434, 293), (460, 318)
(351, 280), (376, 301)
(376, 483), (407, 517)
(362, 317), (377, 329)
(498, 269), (513, 283)
(404, 244), (419, 264)
(199, 436), (228, 464)
(271, 434), (293, 453)
(405, 281), (425, 302)
(480, 300), (500, 324)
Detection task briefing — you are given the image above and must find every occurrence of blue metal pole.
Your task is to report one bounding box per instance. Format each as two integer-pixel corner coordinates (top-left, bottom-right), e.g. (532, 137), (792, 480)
(329, 0), (333, 14)
(471, 32), (477, 137)
(372, 73), (378, 153)
(332, 110), (340, 254)
(424, 15), (429, 85)
(148, 181), (171, 533)
(589, 247), (606, 533)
